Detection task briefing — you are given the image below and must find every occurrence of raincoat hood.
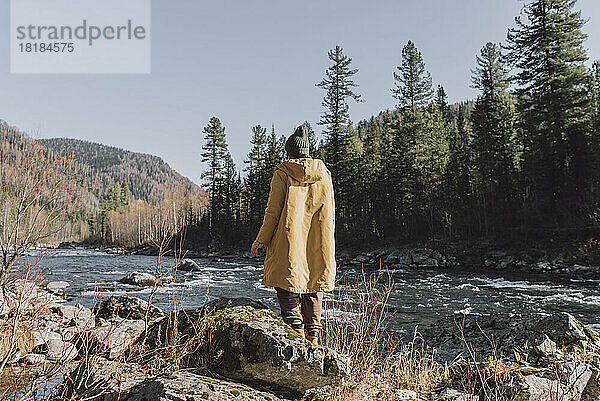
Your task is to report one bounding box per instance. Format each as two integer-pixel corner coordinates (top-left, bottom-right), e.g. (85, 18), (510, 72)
(277, 158), (324, 184)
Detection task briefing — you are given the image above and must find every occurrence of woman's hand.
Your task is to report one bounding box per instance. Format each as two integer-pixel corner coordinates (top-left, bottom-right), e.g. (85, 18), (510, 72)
(250, 242), (264, 256)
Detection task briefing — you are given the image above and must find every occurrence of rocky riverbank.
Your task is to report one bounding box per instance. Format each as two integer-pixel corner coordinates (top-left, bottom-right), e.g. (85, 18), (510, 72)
(1, 276), (599, 400)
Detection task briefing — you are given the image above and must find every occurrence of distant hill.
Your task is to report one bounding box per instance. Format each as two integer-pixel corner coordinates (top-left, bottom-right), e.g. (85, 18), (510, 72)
(39, 137), (200, 201)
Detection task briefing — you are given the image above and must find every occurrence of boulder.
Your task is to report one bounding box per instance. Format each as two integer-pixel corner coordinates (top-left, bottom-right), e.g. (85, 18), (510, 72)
(518, 363), (592, 401)
(20, 353), (46, 365)
(47, 281), (70, 296)
(57, 241), (78, 249)
(96, 295), (164, 321)
(45, 338), (78, 362)
(88, 318), (146, 360)
(51, 304), (95, 330)
(119, 272), (156, 287)
(582, 367), (600, 401)
(0, 287), (10, 316)
(177, 258), (201, 272)
(203, 301), (350, 397)
(116, 371), (283, 401)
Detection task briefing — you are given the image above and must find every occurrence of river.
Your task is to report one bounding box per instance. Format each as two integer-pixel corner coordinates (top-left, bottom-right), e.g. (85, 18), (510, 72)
(20, 247), (600, 333)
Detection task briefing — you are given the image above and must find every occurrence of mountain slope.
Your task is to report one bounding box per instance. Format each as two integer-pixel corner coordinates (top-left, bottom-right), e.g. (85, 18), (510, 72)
(39, 138), (200, 201)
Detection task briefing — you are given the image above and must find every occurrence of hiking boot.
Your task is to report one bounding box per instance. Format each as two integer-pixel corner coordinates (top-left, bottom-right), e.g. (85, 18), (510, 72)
(306, 334), (318, 345)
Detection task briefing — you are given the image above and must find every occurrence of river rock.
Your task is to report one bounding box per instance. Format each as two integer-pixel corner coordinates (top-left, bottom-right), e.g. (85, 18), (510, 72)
(88, 318), (146, 360)
(116, 371), (283, 401)
(45, 337), (78, 362)
(0, 287), (10, 316)
(57, 241), (78, 249)
(47, 281), (70, 296)
(178, 258), (201, 272)
(202, 300), (350, 397)
(421, 312), (599, 363)
(52, 303), (95, 330)
(96, 295), (164, 321)
(119, 272), (156, 287)
(20, 353), (46, 365)
(518, 362), (592, 401)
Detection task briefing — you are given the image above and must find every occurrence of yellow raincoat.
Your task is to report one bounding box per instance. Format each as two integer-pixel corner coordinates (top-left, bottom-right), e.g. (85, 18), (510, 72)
(252, 157), (336, 293)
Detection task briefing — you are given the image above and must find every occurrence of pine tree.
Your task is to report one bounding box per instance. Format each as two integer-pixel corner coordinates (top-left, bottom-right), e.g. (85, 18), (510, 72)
(392, 41), (434, 110)
(316, 45), (362, 183)
(591, 61), (600, 193)
(443, 104), (472, 235)
(201, 117), (228, 231)
(244, 125), (267, 226)
(471, 43), (517, 234)
(120, 179), (131, 207)
(506, 0), (591, 218)
(436, 85), (449, 119)
(303, 121), (318, 156)
(215, 152), (242, 239)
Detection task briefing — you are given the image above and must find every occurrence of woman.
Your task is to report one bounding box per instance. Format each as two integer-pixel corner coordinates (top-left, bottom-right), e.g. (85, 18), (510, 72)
(250, 124), (336, 344)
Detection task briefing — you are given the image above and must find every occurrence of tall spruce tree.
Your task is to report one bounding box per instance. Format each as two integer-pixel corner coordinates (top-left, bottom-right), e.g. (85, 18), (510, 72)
(591, 61), (600, 192)
(471, 42), (517, 234)
(244, 125), (267, 227)
(506, 0), (591, 219)
(316, 45), (362, 183)
(316, 45), (363, 228)
(201, 117), (228, 231)
(443, 104), (472, 236)
(392, 41), (434, 110)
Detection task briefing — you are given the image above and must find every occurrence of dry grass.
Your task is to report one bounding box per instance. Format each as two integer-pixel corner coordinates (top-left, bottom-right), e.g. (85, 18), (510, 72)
(319, 266), (446, 401)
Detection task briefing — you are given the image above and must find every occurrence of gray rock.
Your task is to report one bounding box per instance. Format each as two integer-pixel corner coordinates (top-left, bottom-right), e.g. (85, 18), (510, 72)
(533, 335), (563, 359)
(421, 312), (599, 363)
(178, 258), (201, 272)
(204, 303), (350, 397)
(519, 363), (592, 401)
(432, 388), (479, 401)
(119, 272), (157, 287)
(96, 295), (164, 321)
(89, 318), (146, 360)
(45, 338), (78, 362)
(395, 389), (420, 400)
(582, 367), (600, 401)
(33, 328), (63, 348)
(116, 371), (283, 401)
(52, 304), (95, 330)
(21, 353), (46, 365)
(47, 281), (70, 296)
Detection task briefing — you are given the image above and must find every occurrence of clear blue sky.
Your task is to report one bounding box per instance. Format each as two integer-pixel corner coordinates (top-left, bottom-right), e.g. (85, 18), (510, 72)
(1, 0), (599, 185)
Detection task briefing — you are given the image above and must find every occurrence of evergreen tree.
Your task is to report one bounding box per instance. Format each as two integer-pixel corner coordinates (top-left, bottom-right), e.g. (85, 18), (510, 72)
(471, 43), (517, 234)
(200, 117), (228, 231)
(243, 125), (267, 226)
(316, 45), (363, 183)
(506, 0), (591, 219)
(443, 104), (472, 235)
(303, 121), (318, 156)
(436, 85), (449, 119)
(215, 152), (242, 239)
(591, 61), (600, 192)
(120, 179), (131, 207)
(392, 41), (434, 110)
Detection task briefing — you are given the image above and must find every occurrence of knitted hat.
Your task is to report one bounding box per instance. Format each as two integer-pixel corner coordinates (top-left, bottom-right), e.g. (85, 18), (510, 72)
(285, 125), (310, 157)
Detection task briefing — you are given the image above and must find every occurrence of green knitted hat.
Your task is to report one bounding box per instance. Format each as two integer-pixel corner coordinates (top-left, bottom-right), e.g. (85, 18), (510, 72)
(285, 125), (310, 157)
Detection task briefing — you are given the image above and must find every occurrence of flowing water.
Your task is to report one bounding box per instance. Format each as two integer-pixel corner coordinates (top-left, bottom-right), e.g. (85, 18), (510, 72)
(20, 248), (600, 333)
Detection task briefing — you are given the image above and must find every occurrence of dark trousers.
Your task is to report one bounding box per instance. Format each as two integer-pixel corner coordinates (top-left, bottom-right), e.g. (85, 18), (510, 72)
(275, 287), (323, 337)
